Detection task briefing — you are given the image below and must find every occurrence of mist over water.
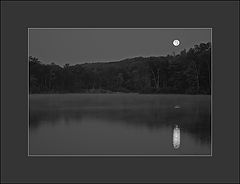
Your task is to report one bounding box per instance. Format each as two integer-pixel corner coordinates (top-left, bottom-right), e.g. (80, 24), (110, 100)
(29, 94), (211, 155)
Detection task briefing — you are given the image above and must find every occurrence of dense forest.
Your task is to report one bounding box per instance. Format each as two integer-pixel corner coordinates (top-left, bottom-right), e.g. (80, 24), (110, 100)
(29, 42), (211, 94)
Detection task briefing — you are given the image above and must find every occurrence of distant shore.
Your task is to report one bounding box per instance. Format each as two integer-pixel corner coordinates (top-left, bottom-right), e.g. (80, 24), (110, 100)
(29, 91), (211, 95)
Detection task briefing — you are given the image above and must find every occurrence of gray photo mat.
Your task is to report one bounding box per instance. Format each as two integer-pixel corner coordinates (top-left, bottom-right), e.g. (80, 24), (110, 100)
(1, 1), (239, 183)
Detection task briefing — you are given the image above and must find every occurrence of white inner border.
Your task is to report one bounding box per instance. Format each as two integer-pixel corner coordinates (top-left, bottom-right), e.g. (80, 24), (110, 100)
(28, 28), (213, 157)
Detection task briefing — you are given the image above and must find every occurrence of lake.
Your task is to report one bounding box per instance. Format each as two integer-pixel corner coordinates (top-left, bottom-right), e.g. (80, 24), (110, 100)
(29, 94), (211, 156)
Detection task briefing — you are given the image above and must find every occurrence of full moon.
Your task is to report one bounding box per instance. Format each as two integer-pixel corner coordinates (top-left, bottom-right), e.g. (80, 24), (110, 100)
(173, 39), (180, 46)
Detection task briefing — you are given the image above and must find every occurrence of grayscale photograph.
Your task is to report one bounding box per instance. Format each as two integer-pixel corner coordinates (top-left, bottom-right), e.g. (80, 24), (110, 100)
(28, 28), (212, 156)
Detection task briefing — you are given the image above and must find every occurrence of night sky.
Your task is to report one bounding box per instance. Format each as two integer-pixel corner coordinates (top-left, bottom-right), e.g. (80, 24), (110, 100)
(29, 28), (211, 66)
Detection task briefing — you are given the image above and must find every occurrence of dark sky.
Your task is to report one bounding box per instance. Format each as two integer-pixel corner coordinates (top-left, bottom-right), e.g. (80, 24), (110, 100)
(29, 28), (211, 66)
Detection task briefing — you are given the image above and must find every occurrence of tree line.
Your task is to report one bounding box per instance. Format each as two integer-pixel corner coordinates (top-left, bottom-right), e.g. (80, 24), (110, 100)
(29, 42), (211, 94)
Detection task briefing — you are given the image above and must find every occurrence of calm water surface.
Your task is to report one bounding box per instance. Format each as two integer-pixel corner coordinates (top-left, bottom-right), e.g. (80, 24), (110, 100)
(29, 94), (211, 155)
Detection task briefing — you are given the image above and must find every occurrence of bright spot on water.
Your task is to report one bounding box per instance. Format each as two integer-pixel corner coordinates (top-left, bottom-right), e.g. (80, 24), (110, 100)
(173, 125), (180, 149)
(174, 105), (181, 109)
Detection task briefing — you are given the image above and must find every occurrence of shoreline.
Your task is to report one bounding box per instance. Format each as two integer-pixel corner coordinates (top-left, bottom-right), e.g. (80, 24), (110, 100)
(29, 92), (211, 96)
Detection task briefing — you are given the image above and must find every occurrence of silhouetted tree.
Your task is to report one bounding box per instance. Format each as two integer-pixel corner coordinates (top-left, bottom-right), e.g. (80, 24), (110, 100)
(29, 42), (211, 94)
